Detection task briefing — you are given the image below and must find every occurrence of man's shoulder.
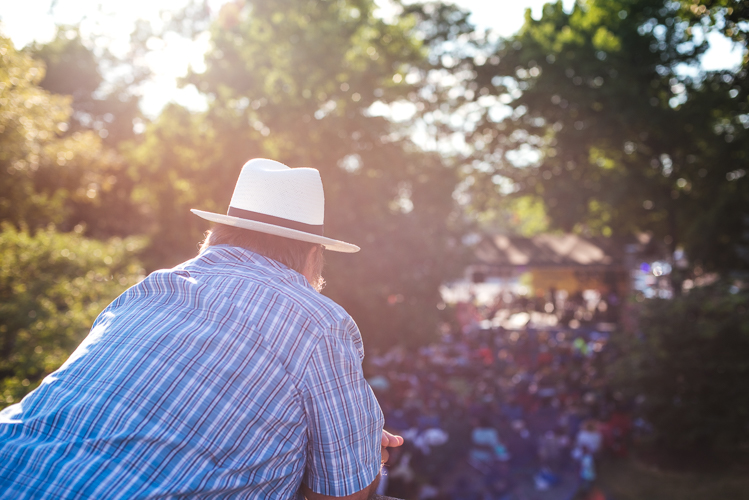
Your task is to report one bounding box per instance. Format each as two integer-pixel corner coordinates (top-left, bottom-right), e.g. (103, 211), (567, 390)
(183, 246), (360, 343)
(291, 286), (353, 326)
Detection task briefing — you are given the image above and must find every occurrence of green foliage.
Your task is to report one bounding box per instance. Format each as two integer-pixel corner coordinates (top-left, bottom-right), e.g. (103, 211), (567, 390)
(124, 104), (226, 267)
(30, 27), (102, 101)
(678, 0), (749, 48)
(611, 283), (749, 454)
(28, 25), (146, 146)
(0, 225), (144, 408)
(457, 0), (749, 272)
(0, 35), (74, 227)
(0, 35), (147, 409)
(598, 456), (749, 500)
(0, 36), (130, 235)
(123, 0), (468, 347)
(23, 29), (149, 240)
(471, 0), (705, 235)
(472, 194), (550, 236)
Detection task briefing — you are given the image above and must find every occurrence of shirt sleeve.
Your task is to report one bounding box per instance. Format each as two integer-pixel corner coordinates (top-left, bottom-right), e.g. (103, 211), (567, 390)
(302, 316), (384, 496)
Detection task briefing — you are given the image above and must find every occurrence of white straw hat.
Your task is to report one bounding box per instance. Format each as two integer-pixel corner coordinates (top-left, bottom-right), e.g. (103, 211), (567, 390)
(191, 158), (359, 253)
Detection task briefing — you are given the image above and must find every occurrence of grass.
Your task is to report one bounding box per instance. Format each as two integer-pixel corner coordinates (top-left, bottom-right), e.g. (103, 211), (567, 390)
(597, 456), (749, 500)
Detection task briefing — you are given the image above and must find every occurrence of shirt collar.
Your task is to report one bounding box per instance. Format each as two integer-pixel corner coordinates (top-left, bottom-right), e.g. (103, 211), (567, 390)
(191, 245), (312, 289)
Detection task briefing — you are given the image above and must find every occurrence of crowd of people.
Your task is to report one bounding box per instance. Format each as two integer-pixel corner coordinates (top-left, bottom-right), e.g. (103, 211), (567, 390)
(366, 297), (635, 500)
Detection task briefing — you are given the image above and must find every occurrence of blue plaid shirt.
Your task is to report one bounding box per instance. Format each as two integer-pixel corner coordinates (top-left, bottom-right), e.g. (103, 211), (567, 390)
(0, 245), (384, 499)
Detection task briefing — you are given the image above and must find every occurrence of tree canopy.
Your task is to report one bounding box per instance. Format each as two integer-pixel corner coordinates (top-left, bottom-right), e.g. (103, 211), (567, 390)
(0, 226), (144, 407)
(123, 0), (468, 347)
(0, 36), (108, 231)
(611, 280), (749, 454)
(443, 0), (748, 274)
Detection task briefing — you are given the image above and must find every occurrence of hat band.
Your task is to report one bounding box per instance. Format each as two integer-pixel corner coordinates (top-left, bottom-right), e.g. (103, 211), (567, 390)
(227, 206), (324, 236)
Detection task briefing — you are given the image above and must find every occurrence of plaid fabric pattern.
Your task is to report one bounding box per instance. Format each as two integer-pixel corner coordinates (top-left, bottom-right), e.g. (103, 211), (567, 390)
(0, 245), (383, 499)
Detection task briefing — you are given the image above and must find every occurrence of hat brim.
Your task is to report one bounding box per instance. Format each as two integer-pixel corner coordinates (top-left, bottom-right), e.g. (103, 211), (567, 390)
(191, 209), (360, 253)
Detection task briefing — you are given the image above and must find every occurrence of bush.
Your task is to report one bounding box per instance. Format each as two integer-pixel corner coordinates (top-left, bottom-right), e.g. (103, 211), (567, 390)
(0, 225), (144, 408)
(612, 282), (749, 456)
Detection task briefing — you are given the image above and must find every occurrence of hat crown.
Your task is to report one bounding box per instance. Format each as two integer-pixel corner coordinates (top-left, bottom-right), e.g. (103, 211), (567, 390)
(229, 158), (324, 225)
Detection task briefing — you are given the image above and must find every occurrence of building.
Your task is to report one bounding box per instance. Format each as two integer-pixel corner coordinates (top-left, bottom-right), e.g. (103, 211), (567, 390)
(470, 233), (631, 297)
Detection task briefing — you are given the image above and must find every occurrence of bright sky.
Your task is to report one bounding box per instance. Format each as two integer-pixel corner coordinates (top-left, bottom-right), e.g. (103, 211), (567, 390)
(0, 0), (744, 117)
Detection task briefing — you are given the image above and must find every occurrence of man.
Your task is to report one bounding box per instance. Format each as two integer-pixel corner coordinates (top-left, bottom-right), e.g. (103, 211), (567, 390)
(0, 158), (402, 499)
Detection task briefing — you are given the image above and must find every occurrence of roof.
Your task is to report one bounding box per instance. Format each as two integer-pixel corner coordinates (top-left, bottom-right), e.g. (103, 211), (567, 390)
(474, 234), (625, 269)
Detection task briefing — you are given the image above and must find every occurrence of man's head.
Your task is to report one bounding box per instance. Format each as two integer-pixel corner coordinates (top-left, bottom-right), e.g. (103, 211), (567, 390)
(201, 224), (326, 292)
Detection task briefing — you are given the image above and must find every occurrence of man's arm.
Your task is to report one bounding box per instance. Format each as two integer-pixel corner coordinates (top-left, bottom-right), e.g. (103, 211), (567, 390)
(302, 473), (380, 500)
(302, 430), (403, 500)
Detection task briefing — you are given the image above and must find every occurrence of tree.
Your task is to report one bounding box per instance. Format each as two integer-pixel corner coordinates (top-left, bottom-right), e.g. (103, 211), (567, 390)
(611, 281), (749, 455)
(28, 25), (148, 147)
(0, 36), (147, 408)
(0, 225), (144, 408)
(26, 27), (152, 239)
(679, 0), (749, 48)
(124, 0), (469, 347)
(0, 35), (110, 231)
(450, 0), (748, 274)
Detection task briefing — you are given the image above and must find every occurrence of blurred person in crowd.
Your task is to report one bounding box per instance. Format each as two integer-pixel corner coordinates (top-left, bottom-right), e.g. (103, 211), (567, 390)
(469, 416), (510, 471)
(603, 404), (632, 457)
(574, 420), (603, 458)
(569, 445), (596, 500)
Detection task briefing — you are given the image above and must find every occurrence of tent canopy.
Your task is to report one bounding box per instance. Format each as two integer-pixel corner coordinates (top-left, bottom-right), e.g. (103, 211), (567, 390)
(474, 234), (626, 270)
